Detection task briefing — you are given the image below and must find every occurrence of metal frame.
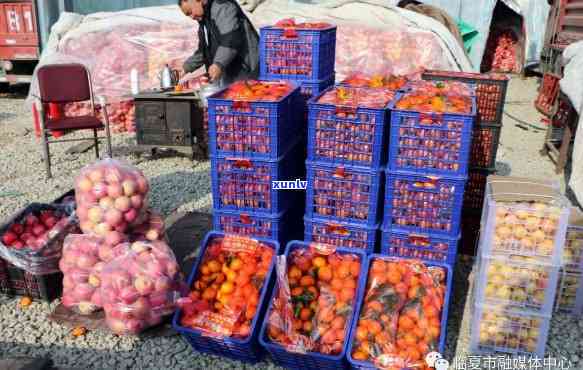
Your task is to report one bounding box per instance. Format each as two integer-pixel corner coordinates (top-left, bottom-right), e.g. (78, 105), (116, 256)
(37, 66), (112, 178)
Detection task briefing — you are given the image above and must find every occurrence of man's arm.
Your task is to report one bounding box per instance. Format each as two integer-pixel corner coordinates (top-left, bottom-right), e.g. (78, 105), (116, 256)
(183, 48), (205, 73)
(211, 2), (243, 71)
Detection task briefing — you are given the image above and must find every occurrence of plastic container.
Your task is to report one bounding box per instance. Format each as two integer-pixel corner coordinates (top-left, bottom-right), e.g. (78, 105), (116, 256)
(535, 72), (561, 117)
(347, 255), (453, 370)
(383, 170), (466, 237)
(380, 228), (459, 265)
(469, 303), (551, 358)
(259, 241), (368, 370)
(259, 25), (336, 81)
(388, 91), (476, 177)
(212, 208), (302, 247)
(460, 210), (481, 256)
(479, 183), (571, 263)
(464, 168), (494, 213)
(563, 210), (583, 270)
(470, 124), (501, 170)
(172, 232), (278, 363)
(304, 217), (378, 254)
(422, 70), (509, 125)
(300, 75), (335, 101)
(305, 161), (383, 227)
(555, 268), (583, 314)
(0, 258), (63, 301)
(474, 253), (560, 314)
(307, 86), (393, 169)
(208, 84), (301, 160)
(211, 142), (305, 214)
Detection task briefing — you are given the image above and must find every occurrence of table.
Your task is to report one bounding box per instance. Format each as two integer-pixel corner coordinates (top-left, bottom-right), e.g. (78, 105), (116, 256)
(133, 92), (207, 159)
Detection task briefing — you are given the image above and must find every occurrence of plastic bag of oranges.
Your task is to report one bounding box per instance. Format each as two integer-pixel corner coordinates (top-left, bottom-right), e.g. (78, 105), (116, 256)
(179, 234), (274, 338)
(350, 257), (448, 370)
(266, 243), (363, 355)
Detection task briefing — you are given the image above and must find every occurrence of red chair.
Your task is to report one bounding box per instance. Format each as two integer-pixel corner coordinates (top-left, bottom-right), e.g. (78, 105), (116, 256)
(35, 63), (113, 178)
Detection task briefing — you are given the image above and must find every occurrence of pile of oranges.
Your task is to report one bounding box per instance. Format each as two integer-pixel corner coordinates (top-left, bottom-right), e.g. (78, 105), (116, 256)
(221, 80), (294, 102)
(179, 236), (274, 338)
(351, 258), (447, 370)
(267, 247), (362, 355)
(342, 74), (408, 90)
(396, 81), (473, 114)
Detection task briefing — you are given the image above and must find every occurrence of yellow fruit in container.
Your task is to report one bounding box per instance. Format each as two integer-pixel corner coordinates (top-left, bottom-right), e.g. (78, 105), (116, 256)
(485, 283), (497, 297)
(514, 226), (527, 239)
(516, 210), (530, 220)
(507, 336), (519, 349)
(526, 338), (538, 352)
(525, 216), (540, 231)
(533, 229), (546, 243)
(496, 226), (512, 238)
(504, 214), (519, 225)
(538, 239), (554, 255)
(521, 237), (535, 250)
(511, 288), (527, 302)
(496, 286), (512, 300)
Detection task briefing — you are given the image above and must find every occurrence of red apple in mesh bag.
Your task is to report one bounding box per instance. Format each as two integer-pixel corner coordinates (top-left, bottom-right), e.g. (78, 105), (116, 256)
(2, 231), (17, 246)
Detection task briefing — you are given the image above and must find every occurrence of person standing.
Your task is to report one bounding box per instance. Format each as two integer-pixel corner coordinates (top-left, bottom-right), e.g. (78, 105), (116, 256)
(179, 0), (259, 85)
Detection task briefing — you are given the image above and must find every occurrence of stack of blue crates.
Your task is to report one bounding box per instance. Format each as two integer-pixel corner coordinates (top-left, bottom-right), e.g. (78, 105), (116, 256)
(259, 24), (336, 119)
(380, 84), (477, 267)
(207, 82), (305, 247)
(303, 85), (395, 254)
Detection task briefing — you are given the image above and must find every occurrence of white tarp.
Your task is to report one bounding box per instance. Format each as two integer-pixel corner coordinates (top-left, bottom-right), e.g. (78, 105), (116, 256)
(250, 0), (472, 79)
(559, 41), (583, 206)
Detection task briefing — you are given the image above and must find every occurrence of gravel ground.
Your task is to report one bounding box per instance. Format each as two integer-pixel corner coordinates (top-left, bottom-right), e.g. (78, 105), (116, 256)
(0, 78), (582, 369)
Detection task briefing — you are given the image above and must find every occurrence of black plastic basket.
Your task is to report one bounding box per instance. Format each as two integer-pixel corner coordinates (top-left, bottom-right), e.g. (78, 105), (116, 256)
(423, 70), (509, 126)
(0, 259), (63, 301)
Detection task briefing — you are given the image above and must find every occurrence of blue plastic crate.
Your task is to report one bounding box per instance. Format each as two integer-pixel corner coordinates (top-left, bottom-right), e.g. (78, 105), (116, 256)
(470, 303), (551, 358)
(213, 207), (303, 247)
(208, 83), (301, 160)
(381, 228), (459, 266)
(347, 255), (453, 370)
(172, 231), (278, 364)
(300, 75), (335, 101)
(555, 268), (583, 314)
(388, 91), (477, 177)
(259, 241), (368, 370)
(304, 216), (378, 254)
(211, 142), (305, 214)
(259, 25), (336, 81)
(305, 161), (384, 227)
(383, 170), (466, 237)
(307, 86), (393, 169)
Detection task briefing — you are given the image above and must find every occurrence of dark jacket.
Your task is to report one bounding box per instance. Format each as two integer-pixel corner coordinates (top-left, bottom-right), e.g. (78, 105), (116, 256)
(183, 0), (259, 84)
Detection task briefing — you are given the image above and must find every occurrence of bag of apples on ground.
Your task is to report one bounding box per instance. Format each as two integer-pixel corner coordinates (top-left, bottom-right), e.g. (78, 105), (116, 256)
(350, 257), (449, 370)
(265, 243), (364, 356)
(178, 234), (275, 338)
(75, 159), (150, 237)
(0, 204), (78, 275)
(60, 234), (130, 314)
(101, 240), (183, 335)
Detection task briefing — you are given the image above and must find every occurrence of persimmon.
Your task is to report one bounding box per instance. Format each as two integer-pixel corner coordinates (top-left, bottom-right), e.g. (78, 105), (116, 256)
(367, 300), (383, 313)
(330, 278), (344, 291)
(318, 265), (333, 281)
(300, 275), (316, 287)
(353, 350), (368, 361)
(356, 325), (368, 341)
(398, 315), (415, 331)
(312, 256), (327, 268)
(300, 308), (312, 321)
(340, 287), (355, 302)
(303, 321), (313, 333)
(387, 270), (402, 285)
(366, 320), (382, 335)
(289, 266), (302, 280)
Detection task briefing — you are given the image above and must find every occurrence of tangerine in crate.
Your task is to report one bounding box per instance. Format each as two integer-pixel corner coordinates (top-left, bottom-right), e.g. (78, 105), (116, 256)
(260, 241), (367, 369)
(347, 256), (452, 370)
(172, 232), (277, 363)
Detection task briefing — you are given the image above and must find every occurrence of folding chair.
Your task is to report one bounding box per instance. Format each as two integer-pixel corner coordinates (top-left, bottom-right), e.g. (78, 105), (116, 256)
(36, 63), (113, 178)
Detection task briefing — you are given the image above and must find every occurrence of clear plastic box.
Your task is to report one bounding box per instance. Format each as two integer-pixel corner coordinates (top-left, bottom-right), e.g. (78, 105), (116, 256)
(563, 209), (583, 269)
(479, 178), (570, 263)
(555, 268), (583, 315)
(470, 303), (551, 358)
(474, 253), (560, 314)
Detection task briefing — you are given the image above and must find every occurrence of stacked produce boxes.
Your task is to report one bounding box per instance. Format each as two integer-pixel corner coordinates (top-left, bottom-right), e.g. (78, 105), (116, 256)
(381, 81), (477, 267)
(423, 71), (510, 256)
(555, 209), (583, 315)
(208, 80), (305, 246)
(304, 85), (395, 253)
(470, 176), (570, 357)
(259, 20), (336, 118)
